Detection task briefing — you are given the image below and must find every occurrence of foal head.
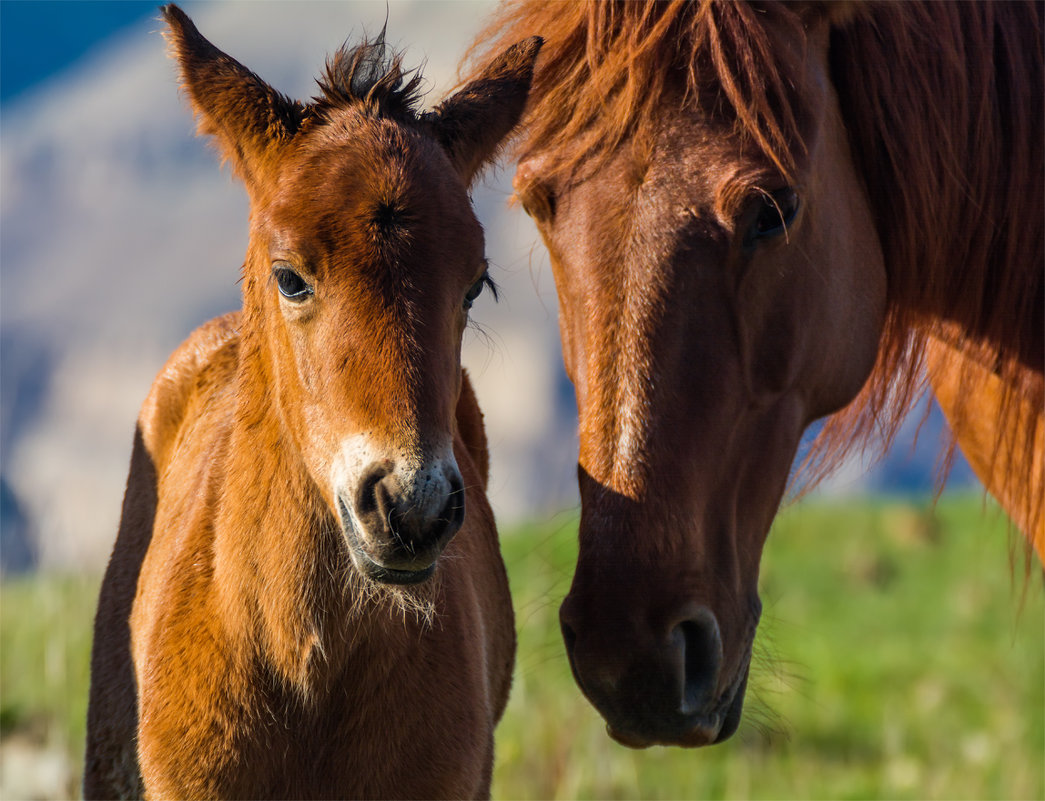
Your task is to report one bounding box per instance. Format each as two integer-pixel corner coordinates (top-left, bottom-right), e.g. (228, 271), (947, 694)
(163, 5), (540, 585)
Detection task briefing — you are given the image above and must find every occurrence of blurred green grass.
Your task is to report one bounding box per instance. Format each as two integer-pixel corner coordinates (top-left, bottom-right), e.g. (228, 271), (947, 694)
(493, 495), (1043, 800)
(1, 495), (1041, 799)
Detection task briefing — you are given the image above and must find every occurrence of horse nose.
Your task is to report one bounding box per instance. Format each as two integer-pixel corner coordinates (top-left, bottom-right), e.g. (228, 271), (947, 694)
(559, 599), (726, 747)
(347, 459), (465, 580)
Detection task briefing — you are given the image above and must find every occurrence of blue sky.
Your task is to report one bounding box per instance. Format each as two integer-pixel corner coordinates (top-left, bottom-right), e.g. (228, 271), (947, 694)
(1, 0), (156, 103)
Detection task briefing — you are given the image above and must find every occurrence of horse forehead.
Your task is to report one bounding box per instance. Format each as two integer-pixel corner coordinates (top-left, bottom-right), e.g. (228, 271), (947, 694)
(565, 138), (729, 264)
(301, 129), (455, 208)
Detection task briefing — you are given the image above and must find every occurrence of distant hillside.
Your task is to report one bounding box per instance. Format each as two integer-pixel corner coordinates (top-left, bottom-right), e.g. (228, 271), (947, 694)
(0, 1), (978, 572)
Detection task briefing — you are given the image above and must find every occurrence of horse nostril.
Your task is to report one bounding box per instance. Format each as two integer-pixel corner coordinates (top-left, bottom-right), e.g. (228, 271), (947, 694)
(350, 459), (465, 563)
(671, 607), (723, 715)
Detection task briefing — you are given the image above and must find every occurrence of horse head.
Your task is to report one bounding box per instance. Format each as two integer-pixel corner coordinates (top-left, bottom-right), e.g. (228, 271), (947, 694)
(510, 2), (886, 745)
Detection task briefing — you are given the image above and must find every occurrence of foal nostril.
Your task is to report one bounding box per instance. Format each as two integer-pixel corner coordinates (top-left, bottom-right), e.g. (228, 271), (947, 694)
(354, 462), (392, 521)
(350, 459), (464, 564)
(671, 607), (723, 715)
(431, 469), (466, 542)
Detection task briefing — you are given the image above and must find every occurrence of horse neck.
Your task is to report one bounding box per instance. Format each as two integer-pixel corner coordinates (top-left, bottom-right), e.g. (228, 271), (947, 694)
(831, 1), (1044, 372)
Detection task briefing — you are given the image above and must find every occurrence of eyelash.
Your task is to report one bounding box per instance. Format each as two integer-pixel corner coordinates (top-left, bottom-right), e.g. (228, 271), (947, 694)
(464, 267), (498, 310)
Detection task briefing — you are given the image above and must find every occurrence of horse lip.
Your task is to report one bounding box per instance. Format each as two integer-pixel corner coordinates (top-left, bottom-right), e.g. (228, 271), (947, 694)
(345, 530), (437, 585)
(336, 497), (438, 585)
(606, 714), (723, 749)
(357, 557), (435, 586)
(582, 652), (751, 749)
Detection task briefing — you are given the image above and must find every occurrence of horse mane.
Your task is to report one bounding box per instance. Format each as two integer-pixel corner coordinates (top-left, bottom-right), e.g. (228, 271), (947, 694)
(811, 2), (1043, 542)
(313, 33), (426, 121)
(464, 0), (817, 184)
(466, 1), (1043, 536)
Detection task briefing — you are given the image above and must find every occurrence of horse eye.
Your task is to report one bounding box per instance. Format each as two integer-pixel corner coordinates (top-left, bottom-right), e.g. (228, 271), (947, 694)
(463, 269), (498, 311)
(517, 179), (556, 223)
(747, 188), (800, 247)
(273, 265), (312, 301)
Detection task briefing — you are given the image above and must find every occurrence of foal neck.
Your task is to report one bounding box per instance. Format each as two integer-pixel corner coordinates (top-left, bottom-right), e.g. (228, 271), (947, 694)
(210, 319), (409, 689)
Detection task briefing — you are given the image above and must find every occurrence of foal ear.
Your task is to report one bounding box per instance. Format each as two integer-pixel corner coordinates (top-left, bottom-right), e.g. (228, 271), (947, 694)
(161, 4), (304, 187)
(429, 37), (543, 185)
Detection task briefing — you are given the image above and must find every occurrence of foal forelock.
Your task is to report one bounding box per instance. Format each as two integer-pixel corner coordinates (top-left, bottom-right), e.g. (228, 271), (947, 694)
(313, 33), (425, 122)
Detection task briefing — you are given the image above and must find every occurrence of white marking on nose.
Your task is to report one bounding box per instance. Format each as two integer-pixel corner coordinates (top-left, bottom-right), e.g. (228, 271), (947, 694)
(331, 435), (461, 535)
(393, 439), (461, 519)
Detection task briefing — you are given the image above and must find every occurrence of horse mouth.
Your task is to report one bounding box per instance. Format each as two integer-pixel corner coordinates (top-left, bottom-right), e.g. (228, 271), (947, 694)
(337, 498), (438, 585)
(353, 555), (435, 586)
(605, 662), (749, 748)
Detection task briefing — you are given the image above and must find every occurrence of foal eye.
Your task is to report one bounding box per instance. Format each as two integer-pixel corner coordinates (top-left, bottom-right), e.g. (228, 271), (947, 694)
(463, 268), (498, 311)
(747, 187), (800, 246)
(273, 265), (313, 301)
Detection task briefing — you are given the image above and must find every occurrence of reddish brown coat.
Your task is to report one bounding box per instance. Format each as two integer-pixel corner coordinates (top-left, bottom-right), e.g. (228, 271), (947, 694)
(85, 7), (540, 798)
(466, 0), (1042, 748)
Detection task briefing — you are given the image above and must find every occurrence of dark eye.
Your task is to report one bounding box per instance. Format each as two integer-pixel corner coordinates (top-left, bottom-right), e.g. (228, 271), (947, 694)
(463, 268), (498, 311)
(746, 187), (800, 248)
(273, 265), (312, 301)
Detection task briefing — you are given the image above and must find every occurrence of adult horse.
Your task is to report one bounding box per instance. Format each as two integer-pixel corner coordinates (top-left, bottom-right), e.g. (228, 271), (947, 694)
(468, 0), (1043, 748)
(84, 6), (540, 797)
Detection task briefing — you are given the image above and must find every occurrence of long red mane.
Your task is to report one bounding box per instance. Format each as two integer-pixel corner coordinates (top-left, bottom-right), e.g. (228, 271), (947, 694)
(466, 0), (1044, 537)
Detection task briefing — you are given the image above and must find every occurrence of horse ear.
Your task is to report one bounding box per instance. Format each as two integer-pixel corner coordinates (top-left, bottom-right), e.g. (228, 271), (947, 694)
(161, 4), (304, 188)
(429, 37), (543, 185)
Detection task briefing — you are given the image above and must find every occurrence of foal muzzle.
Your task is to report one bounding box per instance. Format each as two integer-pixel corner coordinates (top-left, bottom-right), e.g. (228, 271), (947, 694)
(336, 448), (465, 585)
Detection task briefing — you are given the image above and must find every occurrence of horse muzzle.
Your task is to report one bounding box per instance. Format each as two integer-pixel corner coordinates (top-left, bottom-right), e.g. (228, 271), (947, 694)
(336, 453), (465, 585)
(559, 598), (755, 747)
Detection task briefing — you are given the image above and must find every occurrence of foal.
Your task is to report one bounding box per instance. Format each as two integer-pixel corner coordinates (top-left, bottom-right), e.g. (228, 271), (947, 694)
(84, 6), (540, 798)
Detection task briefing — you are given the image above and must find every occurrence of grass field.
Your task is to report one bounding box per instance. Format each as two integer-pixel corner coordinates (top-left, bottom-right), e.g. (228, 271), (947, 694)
(1, 495), (1041, 799)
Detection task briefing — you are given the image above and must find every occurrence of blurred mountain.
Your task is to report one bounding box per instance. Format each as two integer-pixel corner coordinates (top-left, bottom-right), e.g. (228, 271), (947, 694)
(0, 1), (977, 572)
(1, 1), (577, 570)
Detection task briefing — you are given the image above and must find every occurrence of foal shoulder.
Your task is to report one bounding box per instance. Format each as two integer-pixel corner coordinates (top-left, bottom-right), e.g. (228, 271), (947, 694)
(138, 312), (241, 475)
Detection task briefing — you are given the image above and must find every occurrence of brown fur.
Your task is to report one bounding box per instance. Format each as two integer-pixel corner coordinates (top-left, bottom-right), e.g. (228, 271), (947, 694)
(465, 0), (1043, 748)
(85, 7), (541, 798)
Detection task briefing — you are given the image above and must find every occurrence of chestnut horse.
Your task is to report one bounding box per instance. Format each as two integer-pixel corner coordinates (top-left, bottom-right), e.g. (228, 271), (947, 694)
(468, 1), (1043, 747)
(84, 6), (540, 798)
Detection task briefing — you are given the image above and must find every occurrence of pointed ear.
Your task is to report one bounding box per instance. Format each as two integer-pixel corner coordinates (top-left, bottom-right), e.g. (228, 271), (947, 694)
(161, 4), (304, 187)
(429, 36), (543, 186)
